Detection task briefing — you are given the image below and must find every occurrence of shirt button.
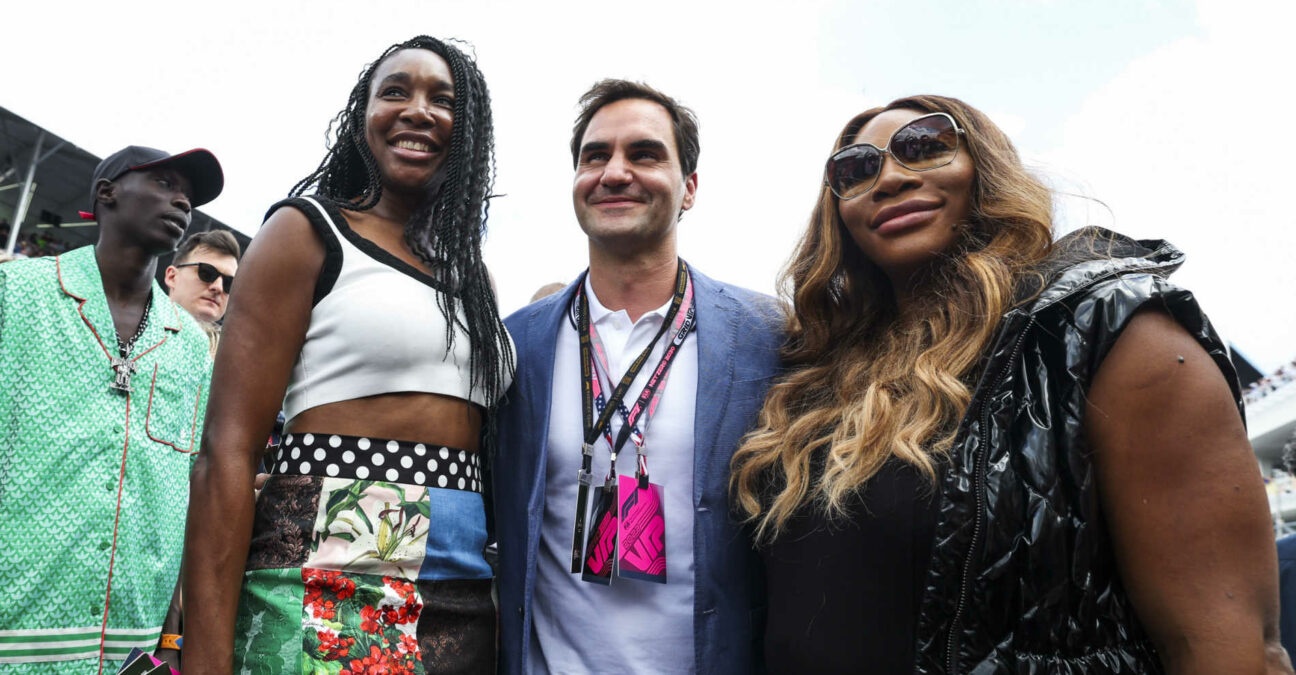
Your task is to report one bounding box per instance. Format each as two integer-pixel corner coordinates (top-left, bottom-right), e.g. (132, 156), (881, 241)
(517, 606), (523, 615)
(113, 424), (124, 433)
(89, 603), (101, 616)
(98, 540), (111, 551)
(105, 480), (116, 491)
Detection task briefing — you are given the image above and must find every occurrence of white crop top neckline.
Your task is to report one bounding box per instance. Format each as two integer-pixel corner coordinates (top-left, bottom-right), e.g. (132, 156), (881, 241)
(280, 196), (513, 422)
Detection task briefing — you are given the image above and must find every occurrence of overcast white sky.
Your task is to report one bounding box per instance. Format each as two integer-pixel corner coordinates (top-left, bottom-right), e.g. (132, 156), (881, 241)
(4, 0), (1293, 371)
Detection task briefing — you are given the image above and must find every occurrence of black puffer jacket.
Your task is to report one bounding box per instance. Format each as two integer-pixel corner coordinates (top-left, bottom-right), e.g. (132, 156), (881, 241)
(913, 228), (1243, 674)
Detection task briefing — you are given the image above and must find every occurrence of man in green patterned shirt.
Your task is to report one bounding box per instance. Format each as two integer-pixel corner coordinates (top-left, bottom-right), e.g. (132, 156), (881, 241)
(0, 145), (223, 671)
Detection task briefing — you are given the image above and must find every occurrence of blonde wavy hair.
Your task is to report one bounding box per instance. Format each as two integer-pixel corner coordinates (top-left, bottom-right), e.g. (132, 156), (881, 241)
(731, 95), (1055, 544)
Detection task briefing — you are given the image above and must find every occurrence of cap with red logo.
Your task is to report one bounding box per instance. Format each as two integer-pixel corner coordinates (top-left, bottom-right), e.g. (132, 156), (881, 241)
(78, 145), (223, 220)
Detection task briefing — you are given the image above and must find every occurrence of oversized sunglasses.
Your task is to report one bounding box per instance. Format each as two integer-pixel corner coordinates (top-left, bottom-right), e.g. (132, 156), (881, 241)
(175, 262), (234, 294)
(824, 112), (965, 200)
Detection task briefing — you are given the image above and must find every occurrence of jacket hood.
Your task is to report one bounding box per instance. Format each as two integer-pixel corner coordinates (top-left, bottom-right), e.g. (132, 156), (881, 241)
(1018, 226), (1186, 313)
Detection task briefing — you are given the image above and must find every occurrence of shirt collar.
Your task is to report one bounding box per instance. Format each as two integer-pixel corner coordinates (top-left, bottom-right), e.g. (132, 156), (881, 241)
(56, 245), (186, 333)
(583, 274), (672, 327)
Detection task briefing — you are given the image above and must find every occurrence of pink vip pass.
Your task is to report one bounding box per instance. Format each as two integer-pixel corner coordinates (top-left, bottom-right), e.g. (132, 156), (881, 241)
(616, 475), (667, 583)
(581, 483), (618, 585)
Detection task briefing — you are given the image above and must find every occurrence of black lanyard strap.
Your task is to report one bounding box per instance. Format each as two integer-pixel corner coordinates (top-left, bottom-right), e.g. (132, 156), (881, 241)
(575, 260), (690, 450)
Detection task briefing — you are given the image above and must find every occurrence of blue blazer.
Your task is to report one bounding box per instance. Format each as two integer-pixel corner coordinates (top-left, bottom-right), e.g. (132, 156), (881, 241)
(494, 265), (783, 674)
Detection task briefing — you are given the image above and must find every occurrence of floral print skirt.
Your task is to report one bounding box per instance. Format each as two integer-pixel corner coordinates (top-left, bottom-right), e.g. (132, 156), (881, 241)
(233, 433), (495, 674)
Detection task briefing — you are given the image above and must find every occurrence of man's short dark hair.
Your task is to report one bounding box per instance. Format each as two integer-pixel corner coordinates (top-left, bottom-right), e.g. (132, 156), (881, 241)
(570, 79), (700, 178)
(175, 230), (241, 264)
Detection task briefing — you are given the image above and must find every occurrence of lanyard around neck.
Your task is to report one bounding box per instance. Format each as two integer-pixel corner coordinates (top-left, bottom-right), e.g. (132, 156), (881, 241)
(586, 278), (694, 457)
(569, 261), (694, 573)
(574, 261), (691, 457)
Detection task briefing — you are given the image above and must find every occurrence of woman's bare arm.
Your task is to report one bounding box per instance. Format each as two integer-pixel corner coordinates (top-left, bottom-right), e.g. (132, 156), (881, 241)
(181, 206), (323, 673)
(1087, 308), (1292, 674)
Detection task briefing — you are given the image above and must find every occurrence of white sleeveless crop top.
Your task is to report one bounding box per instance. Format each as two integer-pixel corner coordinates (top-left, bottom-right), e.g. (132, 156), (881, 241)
(280, 197), (513, 421)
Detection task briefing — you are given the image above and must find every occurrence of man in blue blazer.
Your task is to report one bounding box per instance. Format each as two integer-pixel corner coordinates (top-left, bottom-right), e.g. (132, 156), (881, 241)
(494, 80), (782, 674)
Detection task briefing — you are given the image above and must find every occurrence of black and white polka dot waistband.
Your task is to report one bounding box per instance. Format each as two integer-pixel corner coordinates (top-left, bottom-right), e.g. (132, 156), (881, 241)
(271, 432), (483, 493)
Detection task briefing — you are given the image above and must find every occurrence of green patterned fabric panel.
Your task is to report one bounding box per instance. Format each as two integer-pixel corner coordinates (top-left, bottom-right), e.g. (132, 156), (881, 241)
(234, 566), (433, 674)
(0, 246), (212, 667)
(235, 568), (306, 674)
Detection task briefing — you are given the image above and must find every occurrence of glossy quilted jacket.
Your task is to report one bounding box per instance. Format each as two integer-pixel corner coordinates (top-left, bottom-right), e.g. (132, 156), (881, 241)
(913, 228), (1242, 674)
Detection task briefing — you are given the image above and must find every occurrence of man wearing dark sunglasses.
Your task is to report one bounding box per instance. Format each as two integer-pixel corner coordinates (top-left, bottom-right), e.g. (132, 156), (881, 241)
(164, 230), (240, 324)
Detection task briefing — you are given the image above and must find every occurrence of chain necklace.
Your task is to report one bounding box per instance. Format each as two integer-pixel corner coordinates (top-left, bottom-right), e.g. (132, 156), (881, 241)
(117, 294), (153, 357)
(110, 294), (152, 393)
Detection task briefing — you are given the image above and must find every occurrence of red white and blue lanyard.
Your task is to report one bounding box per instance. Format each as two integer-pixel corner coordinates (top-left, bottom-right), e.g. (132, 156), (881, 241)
(569, 261), (695, 572)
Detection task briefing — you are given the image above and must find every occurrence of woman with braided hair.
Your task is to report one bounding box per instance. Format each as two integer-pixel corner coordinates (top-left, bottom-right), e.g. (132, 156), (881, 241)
(184, 35), (513, 672)
(730, 95), (1289, 673)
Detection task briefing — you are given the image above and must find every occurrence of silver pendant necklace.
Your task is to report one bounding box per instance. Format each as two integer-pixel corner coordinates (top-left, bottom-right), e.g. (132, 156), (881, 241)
(110, 295), (152, 394)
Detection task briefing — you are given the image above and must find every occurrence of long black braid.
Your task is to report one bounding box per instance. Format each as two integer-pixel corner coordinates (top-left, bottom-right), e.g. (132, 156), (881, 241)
(290, 35), (513, 456)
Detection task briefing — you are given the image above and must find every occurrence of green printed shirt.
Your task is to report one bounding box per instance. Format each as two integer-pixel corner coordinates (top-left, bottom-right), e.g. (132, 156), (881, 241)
(0, 246), (212, 670)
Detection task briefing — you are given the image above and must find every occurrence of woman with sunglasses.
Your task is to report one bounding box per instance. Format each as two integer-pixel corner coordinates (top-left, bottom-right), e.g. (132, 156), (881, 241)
(730, 95), (1289, 673)
(183, 35), (513, 673)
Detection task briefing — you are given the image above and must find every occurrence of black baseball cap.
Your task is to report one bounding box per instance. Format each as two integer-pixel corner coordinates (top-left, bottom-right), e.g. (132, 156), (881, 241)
(79, 145), (224, 219)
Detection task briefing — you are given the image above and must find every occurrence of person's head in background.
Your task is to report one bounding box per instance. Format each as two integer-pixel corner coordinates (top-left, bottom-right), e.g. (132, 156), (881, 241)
(530, 282), (566, 303)
(165, 230), (241, 323)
